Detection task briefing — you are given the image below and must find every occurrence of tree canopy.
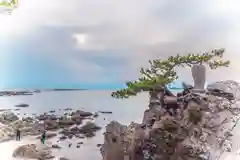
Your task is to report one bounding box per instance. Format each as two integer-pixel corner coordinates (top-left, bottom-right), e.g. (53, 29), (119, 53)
(111, 49), (230, 99)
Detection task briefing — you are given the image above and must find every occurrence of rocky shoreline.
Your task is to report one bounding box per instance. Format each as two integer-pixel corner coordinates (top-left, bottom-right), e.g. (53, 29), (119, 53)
(0, 81), (240, 160)
(100, 80), (240, 160)
(0, 89), (86, 97)
(0, 107), (112, 159)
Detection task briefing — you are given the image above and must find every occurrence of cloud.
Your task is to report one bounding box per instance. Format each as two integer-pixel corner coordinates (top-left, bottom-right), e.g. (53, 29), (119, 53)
(0, 0), (240, 88)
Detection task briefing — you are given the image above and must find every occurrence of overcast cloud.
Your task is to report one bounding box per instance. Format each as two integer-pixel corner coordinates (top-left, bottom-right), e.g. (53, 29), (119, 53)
(0, 0), (240, 88)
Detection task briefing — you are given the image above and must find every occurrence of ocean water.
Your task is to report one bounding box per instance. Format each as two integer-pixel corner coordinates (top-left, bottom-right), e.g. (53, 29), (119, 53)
(0, 90), (151, 160)
(0, 89), (239, 160)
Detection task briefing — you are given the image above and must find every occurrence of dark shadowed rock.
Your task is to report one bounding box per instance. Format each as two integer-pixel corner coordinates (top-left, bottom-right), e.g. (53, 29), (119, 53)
(37, 114), (58, 121)
(207, 80), (240, 100)
(59, 136), (67, 141)
(71, 110), (93, 117)
(59, 157), (70, 160)
(15, 103), (29, 108)
(79, 122), (101, 137)
(93, 112), (99, 117)
(99, 111), (113, 114)
(52, 144), (61, 149)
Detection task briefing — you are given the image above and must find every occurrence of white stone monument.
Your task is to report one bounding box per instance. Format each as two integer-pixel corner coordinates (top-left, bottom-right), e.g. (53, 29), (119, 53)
(191, 64), (206, 93)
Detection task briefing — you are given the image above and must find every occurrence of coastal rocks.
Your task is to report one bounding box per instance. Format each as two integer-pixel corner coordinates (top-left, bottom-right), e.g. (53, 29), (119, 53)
(58, 119), (75, 126)
(37, 114), (58, 121)
(59, 157), (70, 160)
(101, 81), (240, 160)
(0, 111), (19, 124)
(52, 144), (61, 149)
(14, 103), (29, 108)
(58, 122), (101, 138)
(71, 110), (93, 117)
(12, 144), (52, 160)
(101, 121), (127, 160)
(207, 80), (240, 100)
(0, 91), (33, 97)
(78, 122), (101, 137)
(44, 119), (58, 130)
(99, 111), (113, 114)
(0, 120), (41, 143)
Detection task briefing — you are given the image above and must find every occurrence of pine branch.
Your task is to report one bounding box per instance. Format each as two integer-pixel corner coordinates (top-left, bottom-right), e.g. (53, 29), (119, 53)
(112, 48), (229, 99)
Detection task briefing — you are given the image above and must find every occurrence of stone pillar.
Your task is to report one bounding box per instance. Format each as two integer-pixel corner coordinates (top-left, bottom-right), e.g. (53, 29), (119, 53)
(191, 64), (206, 93)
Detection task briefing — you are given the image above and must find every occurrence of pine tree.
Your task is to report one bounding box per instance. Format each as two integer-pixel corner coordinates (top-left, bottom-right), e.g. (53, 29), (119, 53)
(111, 49), (229, 99)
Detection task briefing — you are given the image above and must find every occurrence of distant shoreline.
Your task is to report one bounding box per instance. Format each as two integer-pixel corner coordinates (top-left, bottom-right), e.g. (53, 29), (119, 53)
(0, 89), (88, 97)
(42, 88), (88, 91)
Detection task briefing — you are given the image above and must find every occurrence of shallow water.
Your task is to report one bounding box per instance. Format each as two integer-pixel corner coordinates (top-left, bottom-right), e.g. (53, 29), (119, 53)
(0, 90), (149, 160)
(1, 90), (240, 160)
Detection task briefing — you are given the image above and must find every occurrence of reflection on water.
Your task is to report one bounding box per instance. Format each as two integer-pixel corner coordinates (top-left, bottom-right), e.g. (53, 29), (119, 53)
(0, 90), (149, 160)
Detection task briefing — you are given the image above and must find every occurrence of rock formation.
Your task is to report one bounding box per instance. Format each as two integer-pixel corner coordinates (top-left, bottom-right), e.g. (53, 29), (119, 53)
(101, 80), (240, 160)
(12, 144), (53, 160)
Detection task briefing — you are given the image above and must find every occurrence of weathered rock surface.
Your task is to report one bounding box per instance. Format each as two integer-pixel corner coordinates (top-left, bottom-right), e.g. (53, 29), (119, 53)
(0, 111), (19, 124)
(207, 80), (240, 101)
(12, 144), (52, 160)
(101, 80), (240, 160)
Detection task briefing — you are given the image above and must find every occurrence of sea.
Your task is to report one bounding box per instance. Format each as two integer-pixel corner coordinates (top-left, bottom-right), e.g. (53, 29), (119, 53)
(0, 90), (155, 160)
(0, 89), (239, 160)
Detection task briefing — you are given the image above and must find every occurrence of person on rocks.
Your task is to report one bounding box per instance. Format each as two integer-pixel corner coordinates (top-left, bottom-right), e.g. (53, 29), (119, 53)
(16, 128), (21, 141)
(41, 131), (46, 144)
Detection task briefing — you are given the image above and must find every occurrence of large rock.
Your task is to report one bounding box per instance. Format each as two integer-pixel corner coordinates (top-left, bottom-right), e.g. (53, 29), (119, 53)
(12, 144), (52, 160)
(101, 81), (240, 160)
(207, 80), (240, 100)
(101, 121), (127, 160)
(0, 111), (19, 124)
(79, 122), (101, 137)
(71, 110), (93, 117)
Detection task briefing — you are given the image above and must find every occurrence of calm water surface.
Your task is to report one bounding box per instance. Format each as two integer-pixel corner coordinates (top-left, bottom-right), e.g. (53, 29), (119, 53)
(1, 90), (239, 160)
(0, 90), (150, 160)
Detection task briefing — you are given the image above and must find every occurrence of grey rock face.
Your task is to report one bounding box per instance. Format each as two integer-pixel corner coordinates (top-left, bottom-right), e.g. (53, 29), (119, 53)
(0, 111), (19, 124)
(207, 80), (240, 100)
(191, 64), (206, 91)
(12, 144), (52, 160)
(101, 81), (240, 160)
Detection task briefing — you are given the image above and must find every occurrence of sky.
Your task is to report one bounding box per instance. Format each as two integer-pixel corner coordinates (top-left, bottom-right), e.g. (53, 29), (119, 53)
(0, 0), (240, 90)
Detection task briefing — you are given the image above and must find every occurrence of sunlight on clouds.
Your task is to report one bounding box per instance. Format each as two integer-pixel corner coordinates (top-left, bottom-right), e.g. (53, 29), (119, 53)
(0, 0), (240, 86)
(73, 33), (107, 51)
(75, 34), (87, 44)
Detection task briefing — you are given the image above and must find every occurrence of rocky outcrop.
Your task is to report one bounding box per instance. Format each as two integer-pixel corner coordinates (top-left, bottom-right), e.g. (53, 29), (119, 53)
(207, 80), (240, 101)
(12, 144), (52, 160)
(15, 103), (29, 108)
(0, 111), (19, 124)
(59, 122), (102, 138)
(101, 81), (240, 160)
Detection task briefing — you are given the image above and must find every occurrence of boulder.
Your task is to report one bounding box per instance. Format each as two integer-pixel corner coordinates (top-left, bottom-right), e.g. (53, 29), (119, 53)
(12, 144), (52, 160)
(79, 122), (101, 136)
(15, 103), (29, 108)
(0, 111), (19, 124)
(71, 110), (93, 117)
(52, 144), (61, 149)
(101, 81), (240, 160)
(207, 80), (240, 100)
